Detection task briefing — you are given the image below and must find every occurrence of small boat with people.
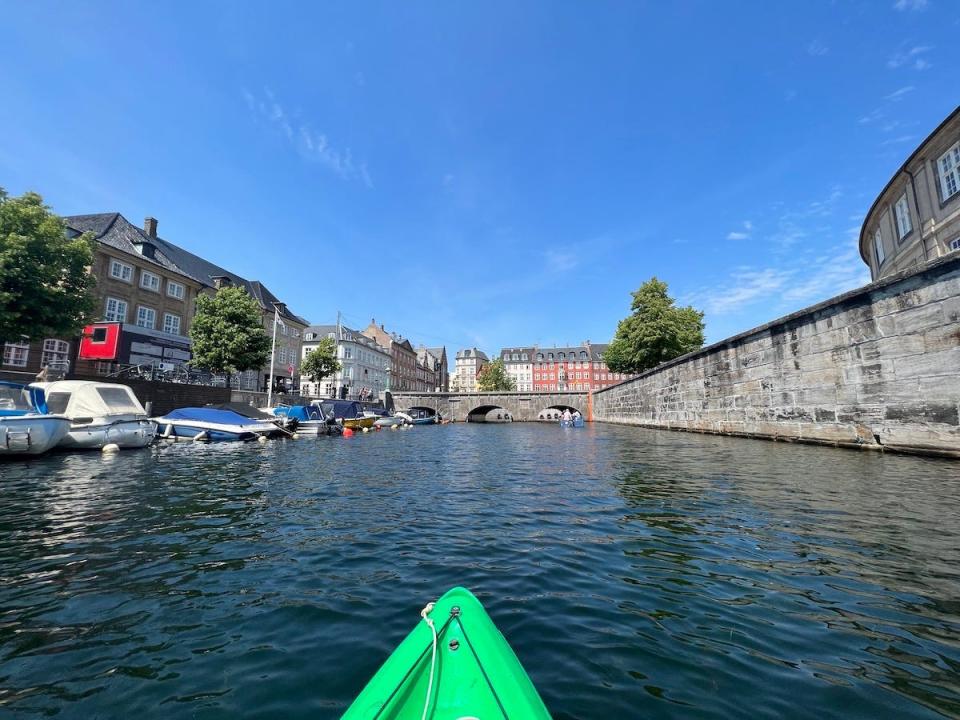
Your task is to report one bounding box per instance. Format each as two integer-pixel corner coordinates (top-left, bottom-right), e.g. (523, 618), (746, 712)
(559, 409), (584, 428)
(271, 403), (343, 435)
(318, 400), (376, 430)
(342, 586), (551, 719)
(154, 406), (284, 442)
(33, 380), (156, 449)
(0, 381), (72, 456)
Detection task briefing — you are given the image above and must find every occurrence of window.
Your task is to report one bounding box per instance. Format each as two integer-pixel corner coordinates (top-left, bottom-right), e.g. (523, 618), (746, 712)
(105, 297), (128, 322)
(163, 313), (181, 335)
(167, 280), (185, 299)
(2, 342), (29, 367)
(951, 237), (960, 252)
(874, 229), (885, 266)
(894, 193), (912, 240)
(109, 259), (133, 282)
(95, 386), (142, 413)
(140, 270), (161, 292)
(521, 353), (528, 361)
(41, 339), (70, 367)
(136, 306), (155, 329)
(937, 142), (960, 201)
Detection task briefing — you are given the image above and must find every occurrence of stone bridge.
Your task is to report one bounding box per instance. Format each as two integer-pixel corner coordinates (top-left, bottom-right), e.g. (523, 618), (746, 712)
(390, 391), (590, 422)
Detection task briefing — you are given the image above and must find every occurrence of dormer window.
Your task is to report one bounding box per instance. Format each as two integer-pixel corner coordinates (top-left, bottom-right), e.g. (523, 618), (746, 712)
(937, 141), (960, 201)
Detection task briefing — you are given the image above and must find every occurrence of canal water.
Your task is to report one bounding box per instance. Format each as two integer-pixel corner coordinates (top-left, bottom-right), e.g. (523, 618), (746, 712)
(1, 424), (959, 719)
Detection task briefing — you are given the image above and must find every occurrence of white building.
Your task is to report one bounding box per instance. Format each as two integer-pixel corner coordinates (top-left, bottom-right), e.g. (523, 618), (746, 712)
(300, 324), (390, 400)
(498, 346), (534, 391)
(453, 348), (488, 393)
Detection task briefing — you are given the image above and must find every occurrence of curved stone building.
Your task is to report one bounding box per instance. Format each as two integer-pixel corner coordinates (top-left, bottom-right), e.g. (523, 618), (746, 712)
(860, 105), (960, 280)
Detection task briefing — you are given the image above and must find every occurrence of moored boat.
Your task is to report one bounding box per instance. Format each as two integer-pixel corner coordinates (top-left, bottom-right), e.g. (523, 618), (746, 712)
(319, 400), (376, 429)
(0, 381), (71, 456)
(343, 587), (551, 719)
(154, 407), (283, 442)
(402, 407), (439, 425)
(33, 380), (156, 449)
(272, 403), (343, 435)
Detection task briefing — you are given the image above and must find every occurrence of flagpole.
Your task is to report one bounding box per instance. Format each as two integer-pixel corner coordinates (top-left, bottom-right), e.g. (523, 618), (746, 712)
(267, 305), (279, 408)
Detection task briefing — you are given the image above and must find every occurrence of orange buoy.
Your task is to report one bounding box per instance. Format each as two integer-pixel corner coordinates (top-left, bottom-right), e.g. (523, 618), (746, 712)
(343, 428), (354, 437)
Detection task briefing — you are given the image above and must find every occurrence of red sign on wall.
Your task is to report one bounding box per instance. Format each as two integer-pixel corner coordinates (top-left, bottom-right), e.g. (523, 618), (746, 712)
(78, 322), (121, 360)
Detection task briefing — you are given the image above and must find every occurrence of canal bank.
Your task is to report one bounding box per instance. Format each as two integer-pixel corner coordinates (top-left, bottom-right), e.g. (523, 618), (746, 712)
(593, 254), (960, 458)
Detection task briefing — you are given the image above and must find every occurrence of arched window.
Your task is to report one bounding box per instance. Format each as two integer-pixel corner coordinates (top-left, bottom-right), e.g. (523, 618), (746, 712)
(580, 351), (587, 359)
(558, 352), (565, 360)
(536, 353), (543, 361)
(547, 353), (554, 360)
(521, 353), (528, 361)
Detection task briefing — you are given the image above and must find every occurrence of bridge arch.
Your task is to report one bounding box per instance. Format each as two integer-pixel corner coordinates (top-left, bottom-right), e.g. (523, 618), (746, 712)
(467, 404), (514, 423)
(537, 404), (580, 422)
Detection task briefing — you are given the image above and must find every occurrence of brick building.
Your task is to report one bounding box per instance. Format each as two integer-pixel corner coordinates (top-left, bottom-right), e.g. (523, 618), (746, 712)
(527, 342), (629, 392)
(361, 320), (419, 391)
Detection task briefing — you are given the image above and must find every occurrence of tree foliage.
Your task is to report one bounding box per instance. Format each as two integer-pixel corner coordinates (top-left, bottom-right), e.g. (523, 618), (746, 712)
(188, 286), (271, 386)
(476, 358), (516, 391)
(301, 336), (341, 383)
(605, 277), (705, 374)
(0, 188), (97, 344)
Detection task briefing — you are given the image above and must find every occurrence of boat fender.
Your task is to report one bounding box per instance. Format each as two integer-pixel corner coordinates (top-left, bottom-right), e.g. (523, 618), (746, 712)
(362, 427), (369, 433)
(162, 423), (174, 439)
(102, 443), (120, 454)
(291, 432), (300, 439)
(194, 431), (209, 442)
(257, 435), (268, 443)
(390, 425), (399, 431)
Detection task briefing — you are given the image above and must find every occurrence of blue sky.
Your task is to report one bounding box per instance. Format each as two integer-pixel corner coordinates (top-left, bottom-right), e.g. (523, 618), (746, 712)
(2, 1), (958, 353)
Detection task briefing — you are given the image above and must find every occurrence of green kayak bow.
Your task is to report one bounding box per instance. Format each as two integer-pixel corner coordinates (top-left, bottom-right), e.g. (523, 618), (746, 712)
(342, 587), (552, 719)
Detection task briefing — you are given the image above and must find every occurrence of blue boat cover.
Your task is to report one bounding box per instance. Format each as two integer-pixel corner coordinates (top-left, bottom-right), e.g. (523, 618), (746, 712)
(162, 407), (266, 425)
(273, 405), (325, 422)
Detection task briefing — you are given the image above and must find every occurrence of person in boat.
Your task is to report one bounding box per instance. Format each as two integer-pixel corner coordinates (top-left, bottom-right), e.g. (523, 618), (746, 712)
(562, 409), (572, 424)
(573, 410), (581, 421)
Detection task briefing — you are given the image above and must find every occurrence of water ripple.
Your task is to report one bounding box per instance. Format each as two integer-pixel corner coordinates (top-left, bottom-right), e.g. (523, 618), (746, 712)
(0, 425), (959, 718)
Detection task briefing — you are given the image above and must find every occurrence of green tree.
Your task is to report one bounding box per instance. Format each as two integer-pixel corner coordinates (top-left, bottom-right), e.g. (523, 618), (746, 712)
(605, 277), (705, 374)
(189, 286), (271, 388)
(301, 336), (342, 385)
(476, 358), (516, 391)
(0, 188), (97, 344)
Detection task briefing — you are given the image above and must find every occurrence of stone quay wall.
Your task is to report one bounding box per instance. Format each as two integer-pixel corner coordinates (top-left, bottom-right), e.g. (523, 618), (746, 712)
(593, 254), (960, 458)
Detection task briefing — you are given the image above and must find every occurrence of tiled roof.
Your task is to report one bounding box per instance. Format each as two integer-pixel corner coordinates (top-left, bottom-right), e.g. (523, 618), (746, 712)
(148, 233), (308, 325)
(532, 343), (609, 361)
(456, 348), (489, 361)
(64, 213), (198, 282)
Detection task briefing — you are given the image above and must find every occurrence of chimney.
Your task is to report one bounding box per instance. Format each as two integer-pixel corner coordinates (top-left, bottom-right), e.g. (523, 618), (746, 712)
(144, 217), (158, 238)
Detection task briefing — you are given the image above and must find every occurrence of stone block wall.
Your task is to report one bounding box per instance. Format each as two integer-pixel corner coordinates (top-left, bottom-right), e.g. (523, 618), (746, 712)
(593, 254), (960, 458)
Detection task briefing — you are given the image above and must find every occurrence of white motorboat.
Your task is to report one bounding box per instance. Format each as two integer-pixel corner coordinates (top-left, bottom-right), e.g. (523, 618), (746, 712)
(34, 380), (157, 449)
(0, 415), (72, 456)
(271, 404), (343, 436)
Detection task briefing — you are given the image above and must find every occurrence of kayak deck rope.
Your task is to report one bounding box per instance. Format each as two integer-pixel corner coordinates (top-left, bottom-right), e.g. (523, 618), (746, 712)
(371, 601), (511, 720)
(371, 611), (456, 720)
(421, 602), (437, 720)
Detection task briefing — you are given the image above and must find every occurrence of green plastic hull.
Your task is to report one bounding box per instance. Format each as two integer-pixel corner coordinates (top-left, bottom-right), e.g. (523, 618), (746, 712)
(342, 587), (552, 719)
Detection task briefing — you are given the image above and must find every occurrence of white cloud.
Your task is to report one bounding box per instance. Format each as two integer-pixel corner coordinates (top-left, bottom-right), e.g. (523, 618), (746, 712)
(545, 250), (578, 273)
(881, 134), (917, 146)
(726, 220), (753, 240)
(806, 39), (829, 56)
(893, 0), (928, 10)
(887, 46), (933, 70)
(688, 244), (870, 317)
(242, 87), (372, 187)
(884, 85), (915, 101)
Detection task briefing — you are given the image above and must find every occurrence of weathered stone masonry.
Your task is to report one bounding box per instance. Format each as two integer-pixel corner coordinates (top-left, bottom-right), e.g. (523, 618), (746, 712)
(593, 255), (960, 458)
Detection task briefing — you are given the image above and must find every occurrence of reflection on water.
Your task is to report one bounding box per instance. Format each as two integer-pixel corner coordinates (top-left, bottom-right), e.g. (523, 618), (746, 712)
(0, 425), (958, 719)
